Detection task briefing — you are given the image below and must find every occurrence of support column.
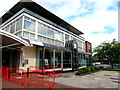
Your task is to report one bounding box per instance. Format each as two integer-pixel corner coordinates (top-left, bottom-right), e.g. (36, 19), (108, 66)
(53, 49), (55, 70)
(61, 51), (63, 69)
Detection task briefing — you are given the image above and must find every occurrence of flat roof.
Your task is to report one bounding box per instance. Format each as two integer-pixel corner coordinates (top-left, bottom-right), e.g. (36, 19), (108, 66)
(0, 0), (83, 35)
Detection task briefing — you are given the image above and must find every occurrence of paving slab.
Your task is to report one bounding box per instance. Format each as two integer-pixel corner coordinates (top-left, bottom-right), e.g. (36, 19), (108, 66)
(56, 71), (120, 88)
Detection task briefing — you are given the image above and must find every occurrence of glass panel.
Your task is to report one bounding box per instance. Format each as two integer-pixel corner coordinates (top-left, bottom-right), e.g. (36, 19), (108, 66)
(43, 37), (46, 42)
(54, 31), (61, 41)
(16, 32), (22, 37)
(65, 34), (69, 41)
(38, 22), (46, 35)
(47, 38), (50, 43)
(16, 17), (22, 31)
(50, 39), (54, 44)
(24, 16), (35, 32)
(45, 48), (54, 68)
(38, 35), (42, 41)
(63, 51), (71, 68)
(23, 31), (29, 38)
(78, 54), (86, 67)
(37, 48), (43, 67)
(6, 26), (9, 32)
(10, 22), (15, 33)
(55, 50), (61, 67)
(47, 27), (54, 38)
(30, 33), (35, 40)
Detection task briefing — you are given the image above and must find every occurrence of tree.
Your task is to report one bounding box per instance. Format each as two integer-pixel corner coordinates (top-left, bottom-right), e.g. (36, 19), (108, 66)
(93, 39), (120, 67)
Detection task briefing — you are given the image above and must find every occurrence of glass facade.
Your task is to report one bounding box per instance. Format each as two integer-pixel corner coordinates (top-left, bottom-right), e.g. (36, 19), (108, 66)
(10, 22), (15, 33)
(78, 54), (86, 67)
(1, 16), (23, 36)
(0, 12), (89, 70)
(1, 14), (85, 50)
(24, 16), (35, 32)
(55, 50), (61, 67)
(16, 17), (22, 31)
(36, 47), (73, 70)
(44, 48), (54, 67)
(63, 51), (72, 69)
(38, 22), (46, 35)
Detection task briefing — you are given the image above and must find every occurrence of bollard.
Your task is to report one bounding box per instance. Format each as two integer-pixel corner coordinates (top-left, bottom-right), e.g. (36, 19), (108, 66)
(27, 68), (29, 78)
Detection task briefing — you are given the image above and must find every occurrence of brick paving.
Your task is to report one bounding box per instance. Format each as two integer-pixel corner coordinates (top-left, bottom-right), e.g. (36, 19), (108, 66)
(1, 77), (85, 90)
(1, 70), (119, 89)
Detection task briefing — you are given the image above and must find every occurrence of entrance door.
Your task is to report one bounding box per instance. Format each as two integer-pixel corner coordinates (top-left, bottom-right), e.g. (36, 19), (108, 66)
(2, 49), (20, 68)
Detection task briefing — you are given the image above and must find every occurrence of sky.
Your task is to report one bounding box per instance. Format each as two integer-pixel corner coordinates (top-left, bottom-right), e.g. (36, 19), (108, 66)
(0, 0), (119, 49)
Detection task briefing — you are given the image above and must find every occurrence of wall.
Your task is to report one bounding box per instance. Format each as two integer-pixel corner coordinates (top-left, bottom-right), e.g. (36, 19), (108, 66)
(85, 41), (92, 55)
(22, 46), (36, 70)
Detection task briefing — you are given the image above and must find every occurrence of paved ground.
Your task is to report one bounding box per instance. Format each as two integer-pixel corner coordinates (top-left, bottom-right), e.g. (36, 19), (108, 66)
(56, 71), (120, 88)
(1, 70), (120, 89)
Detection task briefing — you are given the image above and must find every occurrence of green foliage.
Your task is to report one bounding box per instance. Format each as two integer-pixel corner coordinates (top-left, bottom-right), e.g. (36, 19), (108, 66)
(95, 67), (100, 70)
(102, 68), (120, 71)
(93, 39), (120, 67)
(76, 69), (86, 75)
(76, 66), (101, 75)
(86, 67), (91, 72)
(82, 68), (87, 70)
(90, 66), (95, 71)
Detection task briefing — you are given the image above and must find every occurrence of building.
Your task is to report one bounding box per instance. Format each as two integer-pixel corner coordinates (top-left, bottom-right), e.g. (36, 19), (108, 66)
(0, 0), (92, 71)
(85, 41), (92, 65)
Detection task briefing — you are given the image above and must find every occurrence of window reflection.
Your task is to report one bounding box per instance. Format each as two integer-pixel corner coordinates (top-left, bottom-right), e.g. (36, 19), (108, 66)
(24, 16), (35, 32)
(55, 50), (61, 67)
(45, 49), (54, 68)
(63, 51), (71, 68)
(65, 34), (69, 41)
(47, 28), (54, 38)
(16, 17), (22, 31)
(54, 30), (63, 41)
(10, 22), (15, 33)
(38, 22), (46, 35)
(78, 54), (86, 67)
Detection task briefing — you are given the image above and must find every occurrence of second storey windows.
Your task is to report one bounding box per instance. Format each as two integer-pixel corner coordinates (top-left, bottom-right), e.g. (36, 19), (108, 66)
(24, 16), (35, 32)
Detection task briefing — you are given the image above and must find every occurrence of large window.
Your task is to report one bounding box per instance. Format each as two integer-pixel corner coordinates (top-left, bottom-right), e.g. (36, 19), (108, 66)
(46, 27), (54, 38)
(63, 51), (71, 68)
(16, 17), (22, 31)
(55, 50), (61, 67)
(54, 30), (63, 41)
(38, 22), (46, 35)
(44, 48), (54, 67)
(65, 34), (69, 41)
(10, 22), (15, 33)
(78, 54), (86, 67)
(24, 16), (35, 32)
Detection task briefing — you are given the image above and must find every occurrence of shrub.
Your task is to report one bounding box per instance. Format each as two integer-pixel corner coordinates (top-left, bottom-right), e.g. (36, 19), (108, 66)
(76, 69), (86, 75)
(86, 66), (91, 72)
(103, 68), (120, 71)
(90, 66), (95, 71)
(76, 71), (80, 75)
(95, 67), (100, 70)
(82, 68), (86, 70)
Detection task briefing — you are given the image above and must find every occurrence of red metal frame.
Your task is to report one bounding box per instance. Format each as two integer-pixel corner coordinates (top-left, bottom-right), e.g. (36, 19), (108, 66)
(45, 66), (62, 77)
(1, 66), (56, 88)
(7, 68), (26, 86)
(28, 66), (44, 77)
(25, 70), (56, 88)
(0, 66), (8, 80)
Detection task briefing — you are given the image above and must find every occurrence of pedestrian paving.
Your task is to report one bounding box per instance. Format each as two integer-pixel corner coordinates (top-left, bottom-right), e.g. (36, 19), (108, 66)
(1, 70), (119, 89)
(56, 71), (119, 88)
